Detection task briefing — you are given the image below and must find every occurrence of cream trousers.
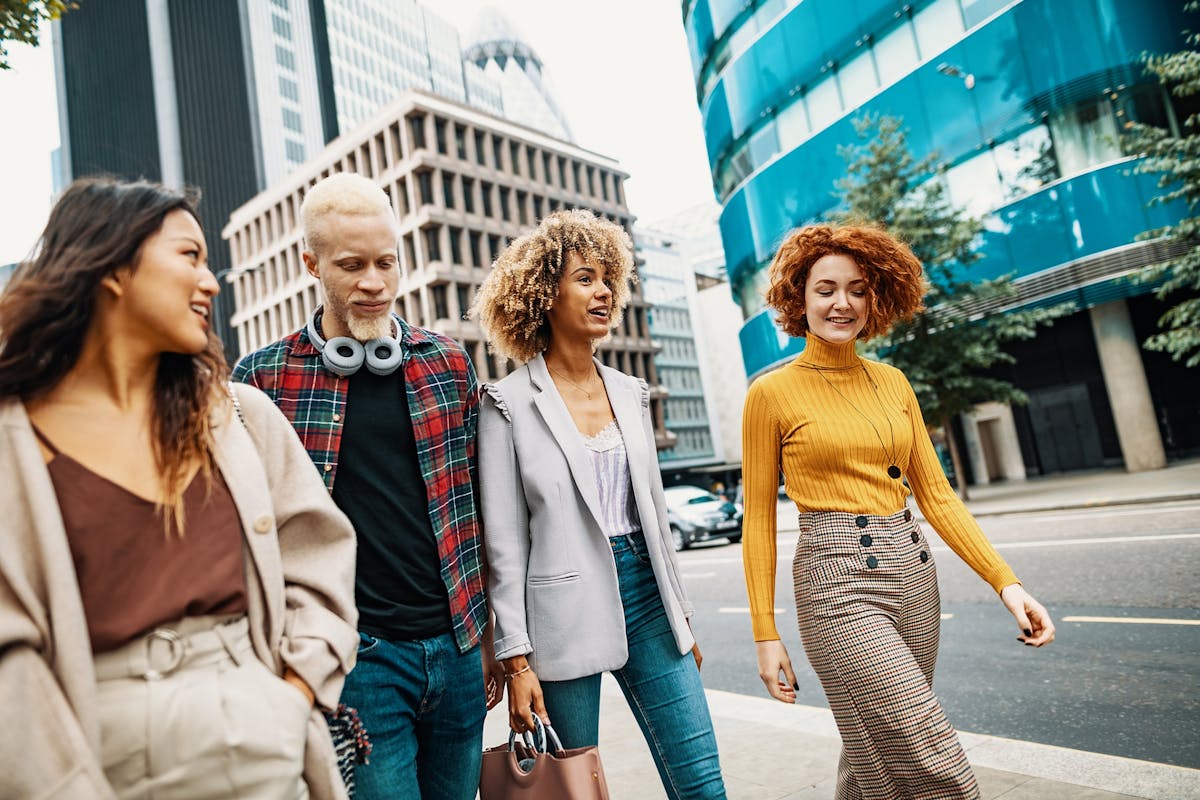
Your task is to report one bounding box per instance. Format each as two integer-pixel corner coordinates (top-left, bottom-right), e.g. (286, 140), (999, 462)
(93, 615), (310, 800)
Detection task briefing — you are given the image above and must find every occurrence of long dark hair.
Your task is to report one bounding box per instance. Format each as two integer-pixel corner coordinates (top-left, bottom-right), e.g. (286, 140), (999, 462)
(0, 177), (230, 528)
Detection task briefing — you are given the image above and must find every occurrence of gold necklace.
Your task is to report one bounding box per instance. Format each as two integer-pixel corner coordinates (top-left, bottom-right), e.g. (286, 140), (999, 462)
(547, 364), (599, 400)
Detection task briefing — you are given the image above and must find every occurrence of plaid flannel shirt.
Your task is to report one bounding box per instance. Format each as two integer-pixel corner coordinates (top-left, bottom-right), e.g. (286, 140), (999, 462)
(232, 319), (486, 653)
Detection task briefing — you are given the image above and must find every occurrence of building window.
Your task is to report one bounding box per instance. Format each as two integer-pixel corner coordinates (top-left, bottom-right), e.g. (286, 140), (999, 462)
(912, 0), (965, 61)
(270, 0), (288, 9)
(995, 125), (1057, 200)
(572, 162), (581, 193)
(516, 190), (528, 225)
(403, 234), (416, 266)
(417, 170), (434, 206)
(474, 130), (486, 166)
(526, 145), (538, 179)
(423, 227), (442, 262)
(542, 152), (552, 184)
(1049, 98), (1123, 176)
(435, 118), (447, 155)
(282, 108), (302, 133)
(449, 226), (463, 264)
(873, 19), (919, 88)
(586, 166), (595, 196)
(837, 48), (879, 111)
(487, 234), (501, 263)
(492, 136), (504, 169)
(481, 181), (494, 216)
(469, 231), (482, 266)
(442, 173), (456, 208)
(533, 195), (543, 220)
(498, 187), (511, 222)
(285, 139), (305, 163)
(510, 141), (522, 175)
(462, 177), (476, 213)
(456, 284), (471, 320)
(454, 124), (468, 160)
(432, 284), (448, 319)
(275, 45), (295, 71)
(599, 172), (609, 202)
(271, 14), (292, 40)
(408, 115), (426, 150)
(279, 76), (299, 102)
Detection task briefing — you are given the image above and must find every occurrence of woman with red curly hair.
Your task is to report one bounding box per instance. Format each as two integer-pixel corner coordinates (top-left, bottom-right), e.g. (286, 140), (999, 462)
(741, 223), (1054, 799)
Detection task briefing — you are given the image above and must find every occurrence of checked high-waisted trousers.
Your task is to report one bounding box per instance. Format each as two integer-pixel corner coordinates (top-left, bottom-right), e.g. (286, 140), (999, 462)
(793, 508), (980, 800)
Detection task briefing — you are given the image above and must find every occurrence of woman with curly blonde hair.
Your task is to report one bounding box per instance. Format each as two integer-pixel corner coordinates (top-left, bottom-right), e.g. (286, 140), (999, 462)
(742, 223), (1054, 799)
(472, 210), (726, 799)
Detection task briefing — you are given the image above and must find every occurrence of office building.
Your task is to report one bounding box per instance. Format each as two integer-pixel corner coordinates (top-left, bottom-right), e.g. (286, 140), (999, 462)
(683, 0), (1199, 478)
(223, 89), (672, 445)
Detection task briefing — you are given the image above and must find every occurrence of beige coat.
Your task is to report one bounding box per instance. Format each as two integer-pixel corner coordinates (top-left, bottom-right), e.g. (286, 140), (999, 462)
(0, 384), (359, 800)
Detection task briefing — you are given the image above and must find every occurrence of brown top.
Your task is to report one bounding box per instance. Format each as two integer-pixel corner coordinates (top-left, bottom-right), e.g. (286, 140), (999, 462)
(33, 425), (248, 654)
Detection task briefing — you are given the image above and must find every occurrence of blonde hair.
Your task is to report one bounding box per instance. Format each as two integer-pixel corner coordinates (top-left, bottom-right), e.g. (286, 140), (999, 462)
(301, 172), (396, 256)
(471, 210), (635, 363)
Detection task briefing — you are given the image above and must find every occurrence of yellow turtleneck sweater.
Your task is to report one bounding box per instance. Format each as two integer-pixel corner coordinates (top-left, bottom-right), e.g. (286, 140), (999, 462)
(741, 334), (1020, 641)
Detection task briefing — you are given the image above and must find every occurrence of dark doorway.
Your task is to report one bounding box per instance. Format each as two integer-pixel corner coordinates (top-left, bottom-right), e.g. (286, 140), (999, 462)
(1026, 384), (1105, 472)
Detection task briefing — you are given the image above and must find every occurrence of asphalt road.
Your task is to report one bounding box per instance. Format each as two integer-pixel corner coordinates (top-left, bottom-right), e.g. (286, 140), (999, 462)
(678, 499), (1200, 769)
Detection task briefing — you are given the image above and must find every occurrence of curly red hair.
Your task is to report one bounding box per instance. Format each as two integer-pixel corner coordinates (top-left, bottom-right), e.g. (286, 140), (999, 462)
(765, 223), (926, 340)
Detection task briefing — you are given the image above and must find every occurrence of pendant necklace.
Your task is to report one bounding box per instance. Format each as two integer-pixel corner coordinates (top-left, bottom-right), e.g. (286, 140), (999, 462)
(548, 364), (598, 400)
(805, 363), (902, 480)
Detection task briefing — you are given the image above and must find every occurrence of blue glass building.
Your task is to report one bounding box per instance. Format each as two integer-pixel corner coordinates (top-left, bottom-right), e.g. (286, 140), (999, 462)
(683, 0), (1198, 479)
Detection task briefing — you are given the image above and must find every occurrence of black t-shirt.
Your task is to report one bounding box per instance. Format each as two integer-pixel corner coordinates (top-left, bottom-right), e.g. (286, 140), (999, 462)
(332, 367), (451, 641)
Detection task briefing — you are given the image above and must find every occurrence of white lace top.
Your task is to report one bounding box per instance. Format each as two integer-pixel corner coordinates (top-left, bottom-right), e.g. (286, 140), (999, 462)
(581, 420), (641, 537)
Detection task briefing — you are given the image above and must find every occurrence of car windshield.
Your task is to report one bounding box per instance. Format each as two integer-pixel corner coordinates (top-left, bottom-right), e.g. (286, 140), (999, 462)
(665, 487), (720, 505)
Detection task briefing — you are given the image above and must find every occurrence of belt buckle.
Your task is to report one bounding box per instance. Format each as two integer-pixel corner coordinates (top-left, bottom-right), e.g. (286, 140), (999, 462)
(143, 627), (187, 680)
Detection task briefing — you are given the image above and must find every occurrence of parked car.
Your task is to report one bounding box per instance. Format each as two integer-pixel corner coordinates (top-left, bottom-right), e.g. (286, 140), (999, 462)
(662, 485), (743, 551)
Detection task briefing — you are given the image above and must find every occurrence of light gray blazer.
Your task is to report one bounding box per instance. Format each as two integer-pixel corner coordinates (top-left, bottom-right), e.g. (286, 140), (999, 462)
(0, 385), (358, 800)
(478, 354), (694, 681)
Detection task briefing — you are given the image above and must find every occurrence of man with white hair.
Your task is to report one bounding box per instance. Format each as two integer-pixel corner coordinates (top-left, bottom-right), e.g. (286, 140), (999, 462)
(234, 172), (503, 799)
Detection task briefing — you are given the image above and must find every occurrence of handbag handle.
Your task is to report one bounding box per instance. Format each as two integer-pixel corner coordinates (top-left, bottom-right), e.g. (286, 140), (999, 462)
(508, 716), (566, 757)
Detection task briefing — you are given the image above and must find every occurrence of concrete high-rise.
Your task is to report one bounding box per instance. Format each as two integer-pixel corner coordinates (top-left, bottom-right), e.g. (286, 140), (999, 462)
(222, 89), (673, 445)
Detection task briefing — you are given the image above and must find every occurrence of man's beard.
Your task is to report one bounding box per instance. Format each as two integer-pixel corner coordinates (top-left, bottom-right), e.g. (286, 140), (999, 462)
(325, 295), (394, 342)
(347, 312), (393, 342)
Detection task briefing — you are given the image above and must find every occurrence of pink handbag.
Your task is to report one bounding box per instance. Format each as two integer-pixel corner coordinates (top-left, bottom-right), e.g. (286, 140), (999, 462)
(479, 719), (610, 800)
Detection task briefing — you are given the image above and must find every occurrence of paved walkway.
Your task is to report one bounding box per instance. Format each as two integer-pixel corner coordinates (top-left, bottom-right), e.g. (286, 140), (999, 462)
(481, 677), (1200, 799)
(945, 458), (1200, 518)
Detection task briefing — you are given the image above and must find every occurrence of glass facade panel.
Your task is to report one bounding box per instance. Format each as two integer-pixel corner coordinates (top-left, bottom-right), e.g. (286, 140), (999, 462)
(995, 125), (1057, 200)
(942, 152), (1003, 217)
(1049, 99), (1123, 176)
(838, 48), (879, 110)
(806, 76), (842, 132)
(912, 0), (966, 60)
(873, 20), (920, 89)
(775, 97), (810, 150)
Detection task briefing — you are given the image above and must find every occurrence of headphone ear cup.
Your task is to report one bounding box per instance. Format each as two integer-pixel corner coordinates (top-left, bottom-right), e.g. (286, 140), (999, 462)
(364, 337), (403, 375)
(322, 337), (365, 376)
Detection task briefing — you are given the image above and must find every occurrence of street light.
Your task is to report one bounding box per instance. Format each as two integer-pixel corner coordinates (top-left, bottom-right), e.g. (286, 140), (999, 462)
(937, 62), (976, 90)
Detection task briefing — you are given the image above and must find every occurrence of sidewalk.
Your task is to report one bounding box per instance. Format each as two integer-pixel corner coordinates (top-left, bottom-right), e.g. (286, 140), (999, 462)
(942, 458), (1200, 518)
(481, 676), (1200, 799)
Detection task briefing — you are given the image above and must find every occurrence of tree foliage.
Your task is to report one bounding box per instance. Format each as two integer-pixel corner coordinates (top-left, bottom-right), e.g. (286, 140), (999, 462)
(0, 1), (76, 70)
(1127, 0), (1200, 367)
(832, 114), (1071, 495)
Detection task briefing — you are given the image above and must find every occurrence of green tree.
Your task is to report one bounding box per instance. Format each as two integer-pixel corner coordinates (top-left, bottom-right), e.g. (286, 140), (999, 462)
(1127, 0), (1200, 367)
(1, 1), (76, 70)
(832, 114), (1071, 499)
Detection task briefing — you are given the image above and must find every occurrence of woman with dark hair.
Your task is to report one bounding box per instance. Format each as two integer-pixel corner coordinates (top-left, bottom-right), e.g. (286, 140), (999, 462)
(0, 177), (359, 799)
(741, 223), (1054, 799)
(472, 210), (726, 800)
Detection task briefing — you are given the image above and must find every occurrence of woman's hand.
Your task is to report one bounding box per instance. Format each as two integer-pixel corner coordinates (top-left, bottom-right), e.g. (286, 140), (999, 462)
(755, 640), (798, 704)
(1000, 583), (1056, 647)
(283, 667), (315, 707)
(503, 656), (549, 733)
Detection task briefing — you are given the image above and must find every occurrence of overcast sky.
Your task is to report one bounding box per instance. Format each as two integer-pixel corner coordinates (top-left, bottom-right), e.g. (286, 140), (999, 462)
(0, 2), (715, 265)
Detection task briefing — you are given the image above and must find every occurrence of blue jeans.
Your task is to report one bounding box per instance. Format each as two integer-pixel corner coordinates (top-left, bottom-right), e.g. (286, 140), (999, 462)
(339, 631), (485, 800)
(539, 532), (726, 800)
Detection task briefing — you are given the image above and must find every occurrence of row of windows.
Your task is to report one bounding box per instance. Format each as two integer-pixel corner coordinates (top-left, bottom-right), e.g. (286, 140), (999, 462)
(274, 44), (295, 73)
(658, 366), (705, 393)
(714, 0), (973, 198)
(270, 12), (292, 41)
(422, 114), (622, 203)
(656, 336), (699, 364)
(648, 306), (693, 335)
(660, 428), (714, 459)
(666, 397), (710, 424)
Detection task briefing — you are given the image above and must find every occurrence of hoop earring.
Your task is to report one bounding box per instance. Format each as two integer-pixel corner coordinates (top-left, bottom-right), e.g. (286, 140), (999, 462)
(306, 305), (403, 377)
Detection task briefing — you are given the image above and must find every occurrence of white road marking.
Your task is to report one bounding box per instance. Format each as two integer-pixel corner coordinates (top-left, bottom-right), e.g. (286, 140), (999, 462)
(936, 532), (1200, 551)
(983, 502), (1200, 523)
(941, 613), (954, 620)
(718, 607), (786, 615)
(683, 572), (717, 579)
(1062, 616), (1200, 626)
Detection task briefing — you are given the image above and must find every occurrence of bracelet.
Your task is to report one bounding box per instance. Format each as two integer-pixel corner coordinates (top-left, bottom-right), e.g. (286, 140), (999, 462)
(503, 665), (531, 681)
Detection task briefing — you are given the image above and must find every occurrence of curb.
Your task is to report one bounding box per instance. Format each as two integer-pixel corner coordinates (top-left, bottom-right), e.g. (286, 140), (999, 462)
(692, 687), (1200, 800)
(945, 492), (1200, 519)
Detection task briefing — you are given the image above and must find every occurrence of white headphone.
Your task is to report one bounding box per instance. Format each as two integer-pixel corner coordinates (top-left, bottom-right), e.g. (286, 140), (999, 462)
(306, 305), (403, 376)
